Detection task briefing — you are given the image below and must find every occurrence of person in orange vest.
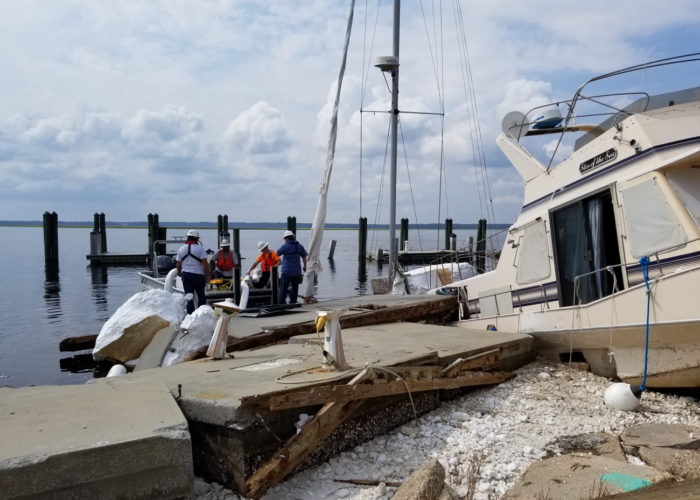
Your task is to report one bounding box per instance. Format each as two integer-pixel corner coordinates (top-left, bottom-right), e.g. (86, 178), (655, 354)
(246, 241), (281, 288)
(212, 239), (238, 280)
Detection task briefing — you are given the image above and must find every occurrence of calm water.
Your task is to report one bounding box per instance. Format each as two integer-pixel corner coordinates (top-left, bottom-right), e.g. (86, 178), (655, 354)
(0, 226), (500, 387)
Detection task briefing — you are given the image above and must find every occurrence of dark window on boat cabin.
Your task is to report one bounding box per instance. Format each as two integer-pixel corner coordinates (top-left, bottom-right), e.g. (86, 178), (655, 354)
(550, 190), (624, 306)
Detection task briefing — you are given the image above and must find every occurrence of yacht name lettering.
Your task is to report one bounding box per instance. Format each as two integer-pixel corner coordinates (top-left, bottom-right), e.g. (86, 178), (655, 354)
(580, 148), (617, 173)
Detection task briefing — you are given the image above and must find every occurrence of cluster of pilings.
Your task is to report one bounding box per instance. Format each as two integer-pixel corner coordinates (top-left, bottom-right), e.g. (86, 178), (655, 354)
(357, 216), (488, 274)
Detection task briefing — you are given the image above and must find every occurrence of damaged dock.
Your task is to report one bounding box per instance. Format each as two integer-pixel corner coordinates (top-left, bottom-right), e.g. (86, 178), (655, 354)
(2, 294), (534, 498)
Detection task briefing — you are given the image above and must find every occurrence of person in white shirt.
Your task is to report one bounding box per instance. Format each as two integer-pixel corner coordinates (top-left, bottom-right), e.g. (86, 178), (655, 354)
(176, 229), (210, 314)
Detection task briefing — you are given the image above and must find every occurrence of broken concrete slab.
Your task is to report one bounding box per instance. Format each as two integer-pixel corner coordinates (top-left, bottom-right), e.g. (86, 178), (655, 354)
(503, 454), (673, 499)
(391, 458), (460, 500)
(135, 325), (178, 371)
(622, 423), (700, 480)
(545, 432), (625, 462)
(0, 379), (193, 499)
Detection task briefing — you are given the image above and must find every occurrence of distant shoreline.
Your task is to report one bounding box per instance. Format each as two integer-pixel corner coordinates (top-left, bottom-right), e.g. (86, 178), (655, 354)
(0, 221), (512, 230)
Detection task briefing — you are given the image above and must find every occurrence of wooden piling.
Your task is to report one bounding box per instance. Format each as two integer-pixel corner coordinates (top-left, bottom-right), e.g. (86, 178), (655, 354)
(286, 216), (296, 236)
(232, 228), (241, 304)
(90, 213), (102, 255)
(444, 218), (453, 250)
(358, 217), (367, 261)
(327, 239), (337, 260)
(43, 211), (59, 277)
(99, 213), (107, 253)
(400, 218), (409, 251)
(476, 219), (487, 274)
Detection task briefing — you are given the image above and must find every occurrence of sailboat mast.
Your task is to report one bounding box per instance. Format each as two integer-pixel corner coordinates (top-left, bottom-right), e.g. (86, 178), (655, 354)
(388, 0), (400, 283)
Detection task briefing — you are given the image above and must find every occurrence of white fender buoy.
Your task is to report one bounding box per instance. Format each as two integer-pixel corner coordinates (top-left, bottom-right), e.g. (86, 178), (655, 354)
(164, 268), (178, 293)
(238, 275), (250, 310)
(604, 382), (641, 411)
(106, 364), (127, 377)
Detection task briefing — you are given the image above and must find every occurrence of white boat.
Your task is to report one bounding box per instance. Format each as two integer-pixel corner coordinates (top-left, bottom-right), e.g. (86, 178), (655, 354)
(445, 54), (700, 388)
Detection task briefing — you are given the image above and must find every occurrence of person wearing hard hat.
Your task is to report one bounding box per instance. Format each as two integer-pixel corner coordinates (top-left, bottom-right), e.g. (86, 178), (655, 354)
(246, 241), (281, 288)
(212, 239), (238, 280)
(276, 230), (307, 304)
(175, 229), (211, 314)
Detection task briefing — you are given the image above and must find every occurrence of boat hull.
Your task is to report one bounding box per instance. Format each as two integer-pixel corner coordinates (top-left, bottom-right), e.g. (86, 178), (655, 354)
(455, 266), (700, 387)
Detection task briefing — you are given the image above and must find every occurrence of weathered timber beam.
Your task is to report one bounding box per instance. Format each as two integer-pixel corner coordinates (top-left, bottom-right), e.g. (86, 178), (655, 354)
(244, 368), (374, 498)
(59, 334), (98, 352)
(441, 348), (501, 377)
(240, 352), (441, 409)
(268, 371), (515, 410)
(334, 478), (403, 488)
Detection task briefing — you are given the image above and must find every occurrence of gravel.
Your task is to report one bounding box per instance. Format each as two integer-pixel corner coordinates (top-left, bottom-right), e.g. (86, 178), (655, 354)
(194, 359), (699, 500)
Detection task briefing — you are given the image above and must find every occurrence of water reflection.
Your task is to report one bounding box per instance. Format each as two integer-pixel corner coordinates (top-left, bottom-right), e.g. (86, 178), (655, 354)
(356, 260), (368, 294)
(327, 258), (336, 274)
(43, 278), (61, 323)
(90, 265), (109, 315)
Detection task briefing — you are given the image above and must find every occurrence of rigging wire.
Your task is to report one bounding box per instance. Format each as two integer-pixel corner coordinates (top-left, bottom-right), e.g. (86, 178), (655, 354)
(398, 119), (424, 252)
(419, 0), (449, 250)
(359, 0), (383, 219)
(453, 0), (498, 252)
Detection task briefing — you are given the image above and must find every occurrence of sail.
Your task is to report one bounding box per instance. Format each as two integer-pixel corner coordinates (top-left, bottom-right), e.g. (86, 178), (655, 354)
(300, 0), (355, 302)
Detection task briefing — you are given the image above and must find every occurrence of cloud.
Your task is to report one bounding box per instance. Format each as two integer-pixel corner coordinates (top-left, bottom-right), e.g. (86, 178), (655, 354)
(0, 1), (699, 223)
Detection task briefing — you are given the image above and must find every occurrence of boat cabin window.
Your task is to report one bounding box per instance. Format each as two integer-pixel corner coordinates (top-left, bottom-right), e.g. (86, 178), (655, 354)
(516, 219), (551, 284)
(551, 190), (623, 306)
(667, 167), (700, 228)
(620, 176), (687, 258)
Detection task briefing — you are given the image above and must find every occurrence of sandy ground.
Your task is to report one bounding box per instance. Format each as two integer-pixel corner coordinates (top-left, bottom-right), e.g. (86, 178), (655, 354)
(193, 359), (699, 500)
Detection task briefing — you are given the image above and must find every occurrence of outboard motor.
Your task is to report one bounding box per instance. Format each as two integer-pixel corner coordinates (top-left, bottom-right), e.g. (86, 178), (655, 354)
(156, 254), (175, 274)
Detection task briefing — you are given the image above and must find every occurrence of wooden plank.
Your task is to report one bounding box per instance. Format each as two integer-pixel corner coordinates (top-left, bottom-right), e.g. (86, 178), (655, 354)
(59, 334), (97, 352)
(441, 348), (500, 376)
(239, 352), (441, 409)
(244, 368), (374, 498)
(268, 371), (514, 410)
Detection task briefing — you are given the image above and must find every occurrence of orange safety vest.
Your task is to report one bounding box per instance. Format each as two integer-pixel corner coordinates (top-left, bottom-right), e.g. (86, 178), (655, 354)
(217, 250), (234, 271)
(257, 251), (280, 272)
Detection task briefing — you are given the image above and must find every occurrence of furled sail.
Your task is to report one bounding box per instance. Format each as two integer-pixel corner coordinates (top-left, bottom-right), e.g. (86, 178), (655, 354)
(300, 0), (355, 302)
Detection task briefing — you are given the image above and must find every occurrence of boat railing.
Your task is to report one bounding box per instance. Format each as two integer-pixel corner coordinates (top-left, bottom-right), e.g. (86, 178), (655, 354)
(150, 237), (186, 278)
(545, 52), (700, 170)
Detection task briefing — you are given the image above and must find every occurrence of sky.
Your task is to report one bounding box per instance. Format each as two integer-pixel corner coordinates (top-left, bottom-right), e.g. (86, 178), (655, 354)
(1, 1), (699, 225)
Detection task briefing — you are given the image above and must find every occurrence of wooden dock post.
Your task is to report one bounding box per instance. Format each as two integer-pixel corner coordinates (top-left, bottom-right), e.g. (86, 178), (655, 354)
(232, 228), (241, 304)
(99, 212), (107, 253)
(400, 218), (409, 251)
(43, 211), (59, 277)
(358, 216), (367, 261)
(444, 218), (453, 250)
(90, 213), (102, 255)
(327, 239), (337, 260)
(476, 219), (487, 274)
(286, 216), (296, 236)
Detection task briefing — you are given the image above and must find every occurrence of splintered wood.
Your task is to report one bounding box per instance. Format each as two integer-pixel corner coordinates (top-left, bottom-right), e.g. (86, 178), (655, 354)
(242, 349), (513, 498)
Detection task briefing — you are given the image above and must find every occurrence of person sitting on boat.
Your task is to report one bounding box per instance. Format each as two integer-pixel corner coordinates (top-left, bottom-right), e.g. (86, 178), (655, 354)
(212, 239), (238, 280)
(276, 230), (307, 304)
(246, 241), (281, 289)
(175, 229), (211, 314)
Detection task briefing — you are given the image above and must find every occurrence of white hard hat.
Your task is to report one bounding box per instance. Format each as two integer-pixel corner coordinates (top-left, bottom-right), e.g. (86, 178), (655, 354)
(283, 230), (295, 238)
(187, 229), (199, 238)
(221, 239), (230, 246)
(257, 240), (269, 251)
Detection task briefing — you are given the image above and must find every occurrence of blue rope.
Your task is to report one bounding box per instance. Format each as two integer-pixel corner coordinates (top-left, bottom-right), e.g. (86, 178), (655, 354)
(639, 256), (651, 392)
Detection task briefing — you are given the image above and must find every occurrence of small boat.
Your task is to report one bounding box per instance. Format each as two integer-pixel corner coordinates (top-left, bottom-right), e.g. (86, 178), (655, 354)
(446, 54), (700, 388)
(137, 238), (277, 308)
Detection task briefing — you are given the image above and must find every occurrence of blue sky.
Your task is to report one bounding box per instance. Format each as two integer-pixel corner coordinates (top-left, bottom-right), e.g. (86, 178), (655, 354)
(1, 1), (699, 224)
